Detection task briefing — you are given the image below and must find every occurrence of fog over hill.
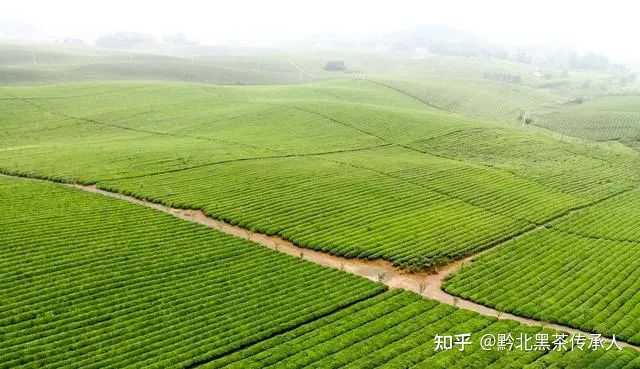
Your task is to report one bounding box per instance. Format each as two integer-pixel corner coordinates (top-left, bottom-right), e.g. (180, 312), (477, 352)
(3, 0), (640, 64)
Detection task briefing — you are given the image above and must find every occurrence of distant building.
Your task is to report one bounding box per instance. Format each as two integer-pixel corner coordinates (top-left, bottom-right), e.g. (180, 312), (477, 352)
(61, 38), (86, 47)
(324, 61), (346, 72)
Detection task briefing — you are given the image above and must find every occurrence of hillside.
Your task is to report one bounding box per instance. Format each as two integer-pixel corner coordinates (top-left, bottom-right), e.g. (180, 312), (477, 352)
(3, 43), (640, 367)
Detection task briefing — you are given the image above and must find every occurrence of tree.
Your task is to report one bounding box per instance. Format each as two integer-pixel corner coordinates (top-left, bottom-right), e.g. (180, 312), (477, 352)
(96, 32), (156, 50)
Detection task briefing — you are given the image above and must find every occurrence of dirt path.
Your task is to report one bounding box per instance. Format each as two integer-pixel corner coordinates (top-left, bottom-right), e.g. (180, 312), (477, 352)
(66, 182), (638, 351)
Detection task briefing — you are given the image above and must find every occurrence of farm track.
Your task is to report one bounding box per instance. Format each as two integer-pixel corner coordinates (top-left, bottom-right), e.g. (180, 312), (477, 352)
(3, 173), (637, 351)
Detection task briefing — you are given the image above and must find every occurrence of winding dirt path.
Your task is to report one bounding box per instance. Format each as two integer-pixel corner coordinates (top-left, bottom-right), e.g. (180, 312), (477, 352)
(65, 182), (638, 351)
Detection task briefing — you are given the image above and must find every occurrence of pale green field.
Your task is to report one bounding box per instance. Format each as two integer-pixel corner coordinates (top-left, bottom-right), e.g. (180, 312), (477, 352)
(533, 96), (640, 147)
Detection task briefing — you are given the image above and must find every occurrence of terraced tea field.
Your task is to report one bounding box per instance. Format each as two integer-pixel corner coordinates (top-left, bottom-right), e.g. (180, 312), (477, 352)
(0, 43), (335, 85)
(3, 81), (638, 269)
(368, 77), (559, 124)
(0, 175), (385, 368)
(444, 187), (640, 344)
(533, 96), (640, 146)
(204, 291), (640, 369)
(4, 47), (640, 367)
(4, 175), (640, 368)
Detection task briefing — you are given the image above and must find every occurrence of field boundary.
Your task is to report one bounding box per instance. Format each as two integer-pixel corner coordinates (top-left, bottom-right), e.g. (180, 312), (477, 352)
(362, 79), (446, 111)
(3, 172), (638, 351)
(7, 93), (273, 151)
(98, 143), (393, 182)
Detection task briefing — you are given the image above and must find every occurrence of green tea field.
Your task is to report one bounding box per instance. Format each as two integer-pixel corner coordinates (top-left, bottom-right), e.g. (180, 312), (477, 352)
(3, 40), (640, 368)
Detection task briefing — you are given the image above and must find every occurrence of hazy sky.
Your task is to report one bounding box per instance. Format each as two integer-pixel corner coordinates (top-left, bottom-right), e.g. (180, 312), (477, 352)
(3, 0), (640, 62)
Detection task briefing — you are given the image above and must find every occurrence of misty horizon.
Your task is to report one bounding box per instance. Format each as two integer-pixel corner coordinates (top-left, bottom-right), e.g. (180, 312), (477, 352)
(2, 0), (640, 65)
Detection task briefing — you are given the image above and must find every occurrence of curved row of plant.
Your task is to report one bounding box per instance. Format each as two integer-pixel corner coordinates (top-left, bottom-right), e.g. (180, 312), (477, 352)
(97, 155), (535, 270)
(444, 228), (640, 346)
(0, 176), (384, 369)
(205, 290), (640, 369)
